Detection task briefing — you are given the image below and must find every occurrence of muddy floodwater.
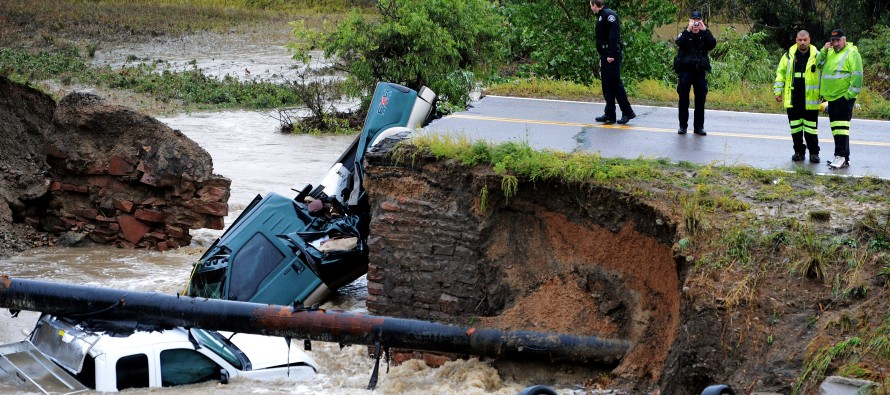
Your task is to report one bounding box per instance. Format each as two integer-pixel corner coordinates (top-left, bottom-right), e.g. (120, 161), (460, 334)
(0, 110), (536, 395)
(0, 35), (552, 394)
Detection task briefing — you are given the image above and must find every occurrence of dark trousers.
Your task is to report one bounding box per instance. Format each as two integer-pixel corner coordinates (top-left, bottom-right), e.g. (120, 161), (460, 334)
(600, 53), (633, 118)
(827, 97), (855, 158)
(787, 107), (820, 155)
(677, 70), (708, 131)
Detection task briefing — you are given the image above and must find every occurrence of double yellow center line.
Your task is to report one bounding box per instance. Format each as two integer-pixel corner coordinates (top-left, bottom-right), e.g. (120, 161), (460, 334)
(447, 114), (890, 148)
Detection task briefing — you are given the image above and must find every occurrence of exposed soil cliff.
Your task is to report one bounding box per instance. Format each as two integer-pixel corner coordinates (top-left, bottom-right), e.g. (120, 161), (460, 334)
(0, 77), (230, 255)
(362, 144), (890, 394)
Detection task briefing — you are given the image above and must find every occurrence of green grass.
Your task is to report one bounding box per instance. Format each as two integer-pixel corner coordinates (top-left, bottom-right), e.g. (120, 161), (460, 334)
(406, 132), (667, 186)
(0, 48), (303, 111)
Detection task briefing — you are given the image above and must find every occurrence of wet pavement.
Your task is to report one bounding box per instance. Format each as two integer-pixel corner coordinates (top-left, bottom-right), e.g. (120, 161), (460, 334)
(428, 96), (890, 178)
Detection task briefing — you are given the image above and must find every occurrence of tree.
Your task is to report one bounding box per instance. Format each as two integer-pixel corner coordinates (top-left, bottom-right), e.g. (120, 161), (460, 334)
(745, 0), (888, 45)
(501, 0), (677, 84)
(289, 0), (509, 113)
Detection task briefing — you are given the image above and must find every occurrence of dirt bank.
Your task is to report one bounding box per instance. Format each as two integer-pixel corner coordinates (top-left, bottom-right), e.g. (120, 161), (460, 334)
(363, 145), (890, 394)
(0, 76), (231, 256)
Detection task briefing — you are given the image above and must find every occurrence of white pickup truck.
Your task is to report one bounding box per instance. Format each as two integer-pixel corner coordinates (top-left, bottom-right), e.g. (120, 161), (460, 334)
(0, 314), (317, 393)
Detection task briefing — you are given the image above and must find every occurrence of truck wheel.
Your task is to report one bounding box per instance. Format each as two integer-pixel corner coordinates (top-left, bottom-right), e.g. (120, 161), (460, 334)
(518, 385), (558, 395)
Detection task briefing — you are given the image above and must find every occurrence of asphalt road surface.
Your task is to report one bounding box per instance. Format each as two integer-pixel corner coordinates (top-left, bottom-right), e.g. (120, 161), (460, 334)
(425, 95), (890, 179)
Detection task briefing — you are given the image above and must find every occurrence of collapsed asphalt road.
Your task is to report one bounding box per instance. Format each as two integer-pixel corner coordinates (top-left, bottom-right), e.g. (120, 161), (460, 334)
(427, 96), (890, 178)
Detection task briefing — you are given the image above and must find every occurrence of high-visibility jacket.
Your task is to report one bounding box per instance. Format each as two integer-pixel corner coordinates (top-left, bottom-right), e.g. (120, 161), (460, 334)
(773, 44), (821, 109)
(817, 43), (863, 102)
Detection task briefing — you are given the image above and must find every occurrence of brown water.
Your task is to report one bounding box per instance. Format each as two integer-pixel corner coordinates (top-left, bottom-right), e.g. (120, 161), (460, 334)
(0, 110), (541, 395)
(0, 36), (571, 395)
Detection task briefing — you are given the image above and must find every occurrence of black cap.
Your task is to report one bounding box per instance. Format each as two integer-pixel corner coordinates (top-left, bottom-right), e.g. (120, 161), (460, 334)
(690, 10), (703, 19)
(830, 29), (845, 39)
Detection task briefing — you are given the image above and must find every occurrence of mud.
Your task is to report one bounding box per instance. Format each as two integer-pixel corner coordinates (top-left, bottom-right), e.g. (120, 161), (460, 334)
(364, 151), (684, 391)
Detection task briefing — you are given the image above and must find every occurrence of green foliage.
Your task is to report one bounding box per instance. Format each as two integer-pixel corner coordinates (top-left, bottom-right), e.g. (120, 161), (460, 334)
(289, 0), (509, 111)
(0, 48), (90, 81)
(709, 28), (775, 90)
(745, 0), (889, 50)
(500, 1), (599, 83)
(790, 229), (846, 282)
(0, 48), (302, 111)
(102, 62), (300, 109)
(809, 211), (831, 222)
(479, 184), (489, 213)
(856, 211), (890, 251)
(858, 25), (890, 76)
(501, 175), (518, 201)
(795, 337), (863, 394)
(501, 0), (676, 83)
(681, 185), (706, 235)
(858, 25), (890, 99)
(486, 77), (601, 102)
(406, 131), (664, 185)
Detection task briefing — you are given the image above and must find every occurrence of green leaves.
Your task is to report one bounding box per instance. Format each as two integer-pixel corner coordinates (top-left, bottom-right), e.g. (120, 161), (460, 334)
(288, 0), (509, 111)
(708, 29), (774, 90)
(501, 0), (676, 84)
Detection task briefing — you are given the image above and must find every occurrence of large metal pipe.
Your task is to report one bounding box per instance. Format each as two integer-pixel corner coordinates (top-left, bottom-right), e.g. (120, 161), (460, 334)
(0, 276), (630, 364)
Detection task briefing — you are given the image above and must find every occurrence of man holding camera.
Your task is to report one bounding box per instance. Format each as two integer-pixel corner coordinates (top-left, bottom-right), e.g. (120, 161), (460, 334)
(673, 10), (716, 136)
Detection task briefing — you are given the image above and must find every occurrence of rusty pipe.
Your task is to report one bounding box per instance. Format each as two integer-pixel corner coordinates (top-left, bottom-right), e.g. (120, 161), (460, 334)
(0, 276), (630, 364)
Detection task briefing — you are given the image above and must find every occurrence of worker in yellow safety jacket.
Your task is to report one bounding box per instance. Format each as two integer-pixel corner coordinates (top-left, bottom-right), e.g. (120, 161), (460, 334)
(774, 30), (822, 163)
(816, 28), (863, 169)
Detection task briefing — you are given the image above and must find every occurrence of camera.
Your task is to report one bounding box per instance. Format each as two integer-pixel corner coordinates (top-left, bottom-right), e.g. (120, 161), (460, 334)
(693, 21), (701, 27)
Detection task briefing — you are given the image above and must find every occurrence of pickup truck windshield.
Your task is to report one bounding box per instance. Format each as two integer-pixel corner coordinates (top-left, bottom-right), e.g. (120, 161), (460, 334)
(190, 329), (247, 370)
(227, 233), (285, 301)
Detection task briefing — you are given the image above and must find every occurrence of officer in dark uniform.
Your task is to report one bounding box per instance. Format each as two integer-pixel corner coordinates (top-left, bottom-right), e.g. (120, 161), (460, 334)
(590, 0), (636, 125)
(673, 10), (716, 136)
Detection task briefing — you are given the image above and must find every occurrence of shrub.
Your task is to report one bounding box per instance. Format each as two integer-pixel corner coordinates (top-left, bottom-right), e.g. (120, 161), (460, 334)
(501, 0), (677, 84)
(289, 0), (509, 112)
(709, 28), (775, 90)
(858, 25), (890, 101)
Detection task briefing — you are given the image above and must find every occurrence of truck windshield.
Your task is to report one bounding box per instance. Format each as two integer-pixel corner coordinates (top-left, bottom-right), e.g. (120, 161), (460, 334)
(188, 247), (230, 299)
(227, 233), (285, 301)
(189, 329), (247, 370)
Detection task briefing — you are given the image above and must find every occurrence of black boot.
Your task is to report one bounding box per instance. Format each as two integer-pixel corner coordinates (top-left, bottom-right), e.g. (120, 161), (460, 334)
(617, 112), (636, 124)
(595, 115), (616, 124)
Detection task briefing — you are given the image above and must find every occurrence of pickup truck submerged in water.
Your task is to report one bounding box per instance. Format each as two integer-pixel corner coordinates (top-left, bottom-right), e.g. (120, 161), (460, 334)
(0, 314), (317, 393)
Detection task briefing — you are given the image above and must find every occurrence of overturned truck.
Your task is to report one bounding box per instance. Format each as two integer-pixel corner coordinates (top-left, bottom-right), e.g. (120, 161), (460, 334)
(186, 82), (436, 307)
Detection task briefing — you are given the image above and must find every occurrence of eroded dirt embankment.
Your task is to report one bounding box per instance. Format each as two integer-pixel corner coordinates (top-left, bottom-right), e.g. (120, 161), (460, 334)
(0, 77), (230, 254)
(363, 148), (686, 391)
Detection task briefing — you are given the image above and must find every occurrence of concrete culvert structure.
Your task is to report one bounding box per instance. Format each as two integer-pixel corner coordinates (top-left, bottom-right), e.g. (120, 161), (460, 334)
(363, 144), (682, 390)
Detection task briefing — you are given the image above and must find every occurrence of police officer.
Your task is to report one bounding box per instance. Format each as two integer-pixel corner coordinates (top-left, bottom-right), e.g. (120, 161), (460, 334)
(817, 29), (863, 169)
(673, 10), (716, 136)
(590, 0), (636, 125)
(774, 30), (821, 163)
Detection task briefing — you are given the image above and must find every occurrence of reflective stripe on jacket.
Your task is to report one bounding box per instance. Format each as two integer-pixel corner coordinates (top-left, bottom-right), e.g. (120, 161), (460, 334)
(817, 43), (863, 101)
(773, 44), (821, 109)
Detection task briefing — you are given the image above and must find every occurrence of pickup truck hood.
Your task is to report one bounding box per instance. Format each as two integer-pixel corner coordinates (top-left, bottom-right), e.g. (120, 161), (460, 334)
(223, 332), (312, 369)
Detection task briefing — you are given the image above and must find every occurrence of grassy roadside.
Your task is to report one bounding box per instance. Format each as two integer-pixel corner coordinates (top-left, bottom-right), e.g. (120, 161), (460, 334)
(487, 77), (890, 121)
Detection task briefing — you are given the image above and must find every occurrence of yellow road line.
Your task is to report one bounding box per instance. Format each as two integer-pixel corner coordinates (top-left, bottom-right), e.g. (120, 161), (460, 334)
(447, 114), (890, 148)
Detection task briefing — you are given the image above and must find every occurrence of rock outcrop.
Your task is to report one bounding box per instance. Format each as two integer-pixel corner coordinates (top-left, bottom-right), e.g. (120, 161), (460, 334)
(0, 76), (230, 252)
